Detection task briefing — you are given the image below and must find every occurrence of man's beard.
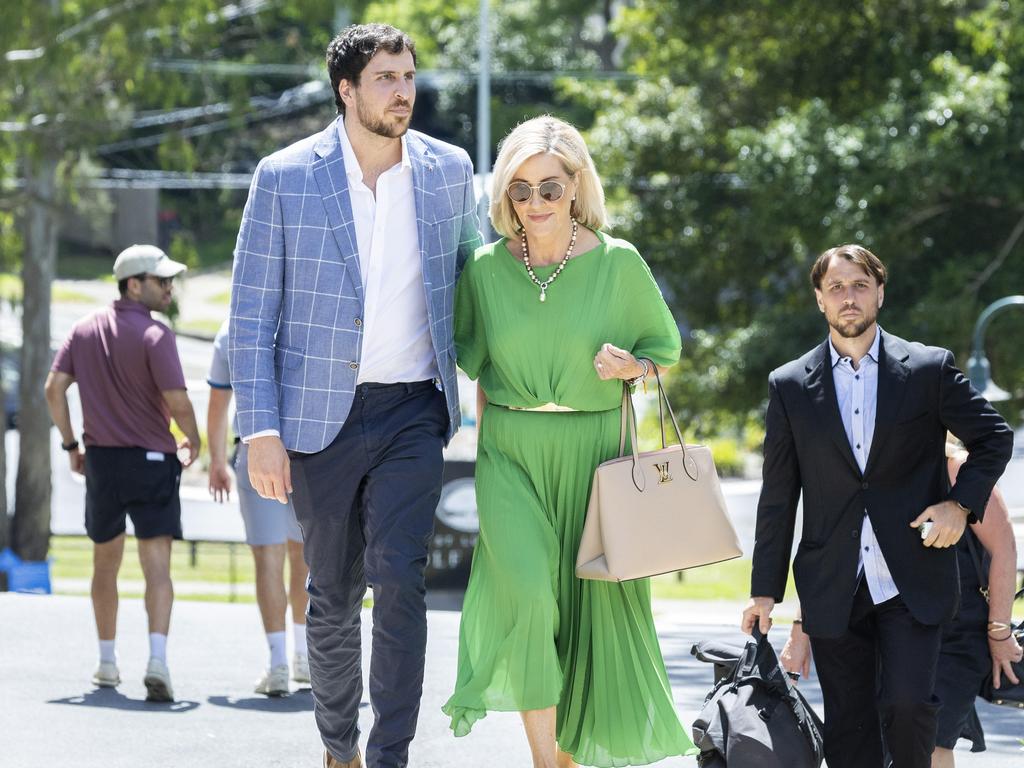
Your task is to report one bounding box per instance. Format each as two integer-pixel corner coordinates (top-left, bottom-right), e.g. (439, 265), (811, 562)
(356, 97), (411, 139)
(827, 308), (877, 338)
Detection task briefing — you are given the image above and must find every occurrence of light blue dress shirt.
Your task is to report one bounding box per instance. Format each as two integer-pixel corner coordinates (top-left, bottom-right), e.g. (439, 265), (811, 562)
(829, 327), (900, 604)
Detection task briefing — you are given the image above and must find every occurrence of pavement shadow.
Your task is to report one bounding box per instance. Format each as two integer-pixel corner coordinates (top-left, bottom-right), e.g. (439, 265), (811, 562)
(48, 688), (200, 713)
(207, 689), (317, 712)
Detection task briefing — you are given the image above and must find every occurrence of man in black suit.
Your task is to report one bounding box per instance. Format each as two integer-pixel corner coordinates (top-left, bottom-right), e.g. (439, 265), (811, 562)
(741, 244), (1013, 768)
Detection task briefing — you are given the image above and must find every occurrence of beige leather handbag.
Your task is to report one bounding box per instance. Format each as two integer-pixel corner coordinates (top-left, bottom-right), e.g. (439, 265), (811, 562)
(576, 370), (743, 582)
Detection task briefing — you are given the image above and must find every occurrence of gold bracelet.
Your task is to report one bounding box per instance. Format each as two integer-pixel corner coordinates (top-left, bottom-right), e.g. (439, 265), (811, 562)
(988, 620), (1012, 634)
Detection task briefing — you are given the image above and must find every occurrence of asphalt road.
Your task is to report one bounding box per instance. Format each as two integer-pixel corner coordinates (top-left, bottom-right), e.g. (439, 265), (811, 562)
(2, 594), (1022, 767)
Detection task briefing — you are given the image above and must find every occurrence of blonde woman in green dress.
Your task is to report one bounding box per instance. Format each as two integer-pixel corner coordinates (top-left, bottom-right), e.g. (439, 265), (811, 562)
(443, 115), (698, 768)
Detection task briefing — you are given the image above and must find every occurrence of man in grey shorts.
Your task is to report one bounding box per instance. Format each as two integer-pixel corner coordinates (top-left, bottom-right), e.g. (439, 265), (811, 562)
(207, 320), (310, 695)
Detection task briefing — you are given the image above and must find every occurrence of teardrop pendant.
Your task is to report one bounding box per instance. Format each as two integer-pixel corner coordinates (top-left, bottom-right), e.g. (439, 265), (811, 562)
(539, 288), (547, 302)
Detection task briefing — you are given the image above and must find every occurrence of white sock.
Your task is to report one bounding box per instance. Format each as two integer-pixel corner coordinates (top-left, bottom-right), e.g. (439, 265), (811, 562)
(148, 633), (167, 663)
(99, 639), (116, 664)
(293, 623), (308, 657)
(267, 631), (287, 668)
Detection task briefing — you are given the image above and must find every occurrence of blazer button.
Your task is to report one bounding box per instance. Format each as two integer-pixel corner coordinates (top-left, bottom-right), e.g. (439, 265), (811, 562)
(349, 362), (359, 370)
(354, 317), (362, 327)
(851, 529), (859, 539)
(861, 481), (869, 490)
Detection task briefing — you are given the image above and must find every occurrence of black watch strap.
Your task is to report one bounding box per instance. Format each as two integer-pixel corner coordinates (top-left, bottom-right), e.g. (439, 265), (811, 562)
(61, 439), (79, 452)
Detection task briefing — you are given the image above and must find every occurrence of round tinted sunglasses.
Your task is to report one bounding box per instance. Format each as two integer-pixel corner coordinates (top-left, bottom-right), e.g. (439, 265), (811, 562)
(506, 180), (567, 204)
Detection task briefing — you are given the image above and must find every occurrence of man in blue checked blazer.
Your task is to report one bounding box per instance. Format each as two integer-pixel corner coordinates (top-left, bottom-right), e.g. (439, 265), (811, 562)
(229, 23), (481, 768)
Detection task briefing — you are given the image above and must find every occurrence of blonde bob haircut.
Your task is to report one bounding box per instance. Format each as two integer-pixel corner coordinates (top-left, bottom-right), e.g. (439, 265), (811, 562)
(489, 115), (608, 239)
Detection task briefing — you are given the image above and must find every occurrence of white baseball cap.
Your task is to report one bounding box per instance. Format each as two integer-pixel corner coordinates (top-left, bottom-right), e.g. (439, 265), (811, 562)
(112, 244), (188, 281)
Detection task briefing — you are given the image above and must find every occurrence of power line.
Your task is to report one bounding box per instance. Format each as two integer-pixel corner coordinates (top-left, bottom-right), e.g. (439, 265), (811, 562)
(97, 80), (331, 153)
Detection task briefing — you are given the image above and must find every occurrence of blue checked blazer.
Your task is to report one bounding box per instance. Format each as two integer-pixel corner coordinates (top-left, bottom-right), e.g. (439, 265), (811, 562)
(229, 118), (482, 453)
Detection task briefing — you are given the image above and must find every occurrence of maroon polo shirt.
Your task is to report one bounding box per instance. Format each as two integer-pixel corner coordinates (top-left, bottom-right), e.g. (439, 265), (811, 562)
(51, 299), (186, 453)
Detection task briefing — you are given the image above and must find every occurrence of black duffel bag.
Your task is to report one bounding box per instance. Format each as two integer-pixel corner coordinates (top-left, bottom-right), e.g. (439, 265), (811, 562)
(691, 627), (824, 768)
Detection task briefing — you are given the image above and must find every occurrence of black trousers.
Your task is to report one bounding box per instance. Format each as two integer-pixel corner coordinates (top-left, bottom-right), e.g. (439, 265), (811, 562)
(289, 381), (447, 768)
(810, 580), (941, 768)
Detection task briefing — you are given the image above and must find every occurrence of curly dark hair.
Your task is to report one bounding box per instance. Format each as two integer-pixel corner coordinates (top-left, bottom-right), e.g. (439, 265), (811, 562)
(326, 23), (416, 116)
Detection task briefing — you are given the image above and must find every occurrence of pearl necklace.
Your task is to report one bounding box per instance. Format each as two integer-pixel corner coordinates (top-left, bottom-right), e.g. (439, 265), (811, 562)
(521, 218), (578, 302)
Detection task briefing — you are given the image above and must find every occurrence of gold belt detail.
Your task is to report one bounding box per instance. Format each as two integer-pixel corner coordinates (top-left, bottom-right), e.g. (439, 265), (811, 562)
(505, 402), (579, 413)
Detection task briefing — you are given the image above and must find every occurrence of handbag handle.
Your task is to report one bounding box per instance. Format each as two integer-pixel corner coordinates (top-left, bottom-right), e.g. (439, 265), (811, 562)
(616, 363), (699, 493)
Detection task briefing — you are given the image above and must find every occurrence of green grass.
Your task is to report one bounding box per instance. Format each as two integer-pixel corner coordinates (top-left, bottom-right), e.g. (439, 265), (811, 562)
(51, 286), (96, 303)
(0, 274), (105, 304)
(175, 317), (224, 337)
(651, 558), (758, 601)
(49, 537), (1024, 615)
(58, 587), (258, 604)
(50, 535), (255, 585)
(0, 273), (19, 302)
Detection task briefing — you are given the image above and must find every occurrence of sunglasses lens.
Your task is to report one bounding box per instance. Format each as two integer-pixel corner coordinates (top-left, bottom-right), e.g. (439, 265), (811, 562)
(539, 182), (564, 202)
(507, 182), (532, 203)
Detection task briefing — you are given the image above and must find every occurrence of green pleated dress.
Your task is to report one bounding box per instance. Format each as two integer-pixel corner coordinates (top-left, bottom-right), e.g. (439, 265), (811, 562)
(442, 231), (698, 767)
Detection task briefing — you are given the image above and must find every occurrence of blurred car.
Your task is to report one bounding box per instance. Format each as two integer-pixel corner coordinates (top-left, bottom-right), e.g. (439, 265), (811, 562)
(425, 460), (479, 590)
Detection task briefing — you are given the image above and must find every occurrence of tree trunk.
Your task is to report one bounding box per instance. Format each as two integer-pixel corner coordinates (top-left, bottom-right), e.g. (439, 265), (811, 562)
(12, 153), (57, 562)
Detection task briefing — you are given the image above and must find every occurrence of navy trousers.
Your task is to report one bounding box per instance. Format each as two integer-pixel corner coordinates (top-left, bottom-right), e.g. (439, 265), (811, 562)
(289, 380), (447, 768)
(810, 580), (942, 768)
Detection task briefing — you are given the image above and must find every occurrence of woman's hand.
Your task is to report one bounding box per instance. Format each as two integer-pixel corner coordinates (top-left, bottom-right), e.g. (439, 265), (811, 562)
(989, 632), (1023, 690)
(593, 343), (644, 381)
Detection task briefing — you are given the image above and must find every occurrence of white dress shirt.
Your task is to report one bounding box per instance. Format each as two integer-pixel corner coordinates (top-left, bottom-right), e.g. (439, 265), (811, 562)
(829, 328), (900, 604)
(337, 122), (438, 386)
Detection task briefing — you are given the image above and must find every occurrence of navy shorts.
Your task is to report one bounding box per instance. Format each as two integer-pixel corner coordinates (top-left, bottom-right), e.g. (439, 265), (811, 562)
(84, 446), (183, 543)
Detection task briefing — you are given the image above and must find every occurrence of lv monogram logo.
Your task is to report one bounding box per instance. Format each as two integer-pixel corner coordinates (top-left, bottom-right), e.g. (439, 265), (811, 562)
(654, 461), (672, 484)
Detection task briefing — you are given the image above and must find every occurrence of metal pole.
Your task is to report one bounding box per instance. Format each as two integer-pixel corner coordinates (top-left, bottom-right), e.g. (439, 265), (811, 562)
(966, 295), (1024, 399)
(476, 0), (492, 240)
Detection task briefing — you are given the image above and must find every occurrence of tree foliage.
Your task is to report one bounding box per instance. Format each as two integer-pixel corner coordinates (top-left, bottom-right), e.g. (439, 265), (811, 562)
(581, 0), (1024, 433)
(0, 0), (339, 560)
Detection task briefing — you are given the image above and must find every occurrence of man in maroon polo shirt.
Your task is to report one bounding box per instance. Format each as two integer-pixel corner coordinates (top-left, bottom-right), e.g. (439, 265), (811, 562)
(44, 244), (202, 702)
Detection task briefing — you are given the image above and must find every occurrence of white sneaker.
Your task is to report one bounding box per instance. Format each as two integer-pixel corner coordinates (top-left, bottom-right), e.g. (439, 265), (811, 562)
(92, 661), (120, 688)
(143, 658), (174, 702)
(254, 664), (290, 696)
(292, 653), (310, 685)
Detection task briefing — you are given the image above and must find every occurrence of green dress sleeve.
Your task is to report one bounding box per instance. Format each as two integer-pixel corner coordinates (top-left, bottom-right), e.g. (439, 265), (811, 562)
(622, 248), (682, 368)
(454, 258), (488, 381)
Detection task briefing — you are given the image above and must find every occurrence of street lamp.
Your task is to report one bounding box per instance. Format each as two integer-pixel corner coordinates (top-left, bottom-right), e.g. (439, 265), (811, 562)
(966, 295), (1024, 402)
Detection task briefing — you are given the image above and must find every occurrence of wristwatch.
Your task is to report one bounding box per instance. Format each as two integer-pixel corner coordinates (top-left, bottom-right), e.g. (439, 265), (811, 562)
(61, 439), (79, 452)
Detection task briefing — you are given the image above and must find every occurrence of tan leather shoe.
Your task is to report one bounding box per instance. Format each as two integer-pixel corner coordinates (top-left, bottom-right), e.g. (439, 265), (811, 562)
(323, 749), (362, 768)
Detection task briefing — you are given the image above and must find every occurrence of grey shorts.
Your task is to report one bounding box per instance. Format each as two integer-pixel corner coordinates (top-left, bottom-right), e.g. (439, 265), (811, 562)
(233, 443), (303, 546)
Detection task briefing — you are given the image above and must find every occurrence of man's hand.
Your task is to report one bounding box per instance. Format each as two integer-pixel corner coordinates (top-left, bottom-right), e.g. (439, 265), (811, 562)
(910, 500), (969, 548)
(989, 632), (1023, 691)
(68, 447), (85, 476)
(247, 435), (291, 504)
(177, 437), (200, 468)
(741, 596), (776, 635)
(209, 461), (232, 503)
(780, 623), (812, 682)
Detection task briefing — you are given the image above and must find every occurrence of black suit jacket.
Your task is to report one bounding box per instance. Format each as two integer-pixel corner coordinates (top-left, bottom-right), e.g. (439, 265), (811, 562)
(750, 330), (1013, 637)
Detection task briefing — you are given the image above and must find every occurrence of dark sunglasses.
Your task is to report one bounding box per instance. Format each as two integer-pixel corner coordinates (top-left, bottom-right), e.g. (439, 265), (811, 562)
(506, 180), (567, 204)
(144, 275), (174, 288)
